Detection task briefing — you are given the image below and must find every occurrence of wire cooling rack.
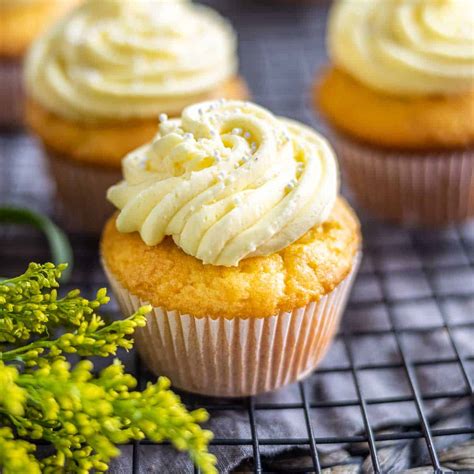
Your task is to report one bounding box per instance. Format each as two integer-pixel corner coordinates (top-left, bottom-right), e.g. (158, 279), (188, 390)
(1, 1), (473, 473)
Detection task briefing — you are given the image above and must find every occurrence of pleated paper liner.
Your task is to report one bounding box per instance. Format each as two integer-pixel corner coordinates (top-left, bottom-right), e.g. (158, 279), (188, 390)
(47, 152), (121, 233)
(103, 254), (360, 397)
(333, 133), (474, 227)
(0, 60), (23, 127)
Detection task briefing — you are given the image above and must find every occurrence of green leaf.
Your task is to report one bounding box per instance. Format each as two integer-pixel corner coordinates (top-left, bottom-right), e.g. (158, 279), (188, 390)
(0, 208), (73, 281)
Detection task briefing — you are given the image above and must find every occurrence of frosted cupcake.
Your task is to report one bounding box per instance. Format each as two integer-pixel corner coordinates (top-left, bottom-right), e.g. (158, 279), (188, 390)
(101, 99), (361, 397)
(24, 0), (248, 232)
(316, 0), (474, 226)
(0, 0), (78, 126)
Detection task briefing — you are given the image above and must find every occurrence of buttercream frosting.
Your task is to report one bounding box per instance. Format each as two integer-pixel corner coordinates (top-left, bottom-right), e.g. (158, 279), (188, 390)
(107, 100), (339, 267)
(328, 0), (474, 96)
(24, 0), (237, 121)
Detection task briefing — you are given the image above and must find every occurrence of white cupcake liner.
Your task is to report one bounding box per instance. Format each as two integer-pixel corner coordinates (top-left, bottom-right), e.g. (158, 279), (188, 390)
(332, 133), (474, 227)
(103, 255), (360, 397)
(0, 60), (23, 127)
(47, 152), (121, 233)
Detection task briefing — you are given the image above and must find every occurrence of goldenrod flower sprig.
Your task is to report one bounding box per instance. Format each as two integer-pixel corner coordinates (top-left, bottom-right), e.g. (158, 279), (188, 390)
(0, 263), (103, 345)
(0, 263), (217, 474)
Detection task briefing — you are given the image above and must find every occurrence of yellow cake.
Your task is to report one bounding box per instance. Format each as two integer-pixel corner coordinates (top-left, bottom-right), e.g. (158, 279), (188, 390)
(25, 78), (249, 168)
(102, 198), (359, 319)
(318, 68), (474, 151)
(315, 0), (474, 226)
(23, 0), (249, 231)
(101, 99), (361, 396)
(1, 0), (79, 58)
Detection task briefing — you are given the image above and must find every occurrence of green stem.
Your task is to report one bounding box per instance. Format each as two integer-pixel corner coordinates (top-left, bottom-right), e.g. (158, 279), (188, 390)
(0, 208), (73, 281)
(0, 339), (52, 361)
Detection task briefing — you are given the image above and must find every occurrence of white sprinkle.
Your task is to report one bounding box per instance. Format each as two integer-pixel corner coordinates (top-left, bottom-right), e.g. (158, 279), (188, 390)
(286, 179), (297, 191)
(217, 171), (226, 181)
(159, 113), (168, 123)
(184, 133), (193, 140)
(231, 128), (243, 135)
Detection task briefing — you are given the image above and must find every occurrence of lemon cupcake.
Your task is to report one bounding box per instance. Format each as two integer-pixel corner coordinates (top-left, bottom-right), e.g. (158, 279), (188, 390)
(101, 100), (361, 397)
(24, 0), (248, 232)
(0, 0), (78, 126)
(316, 0), (474, 226)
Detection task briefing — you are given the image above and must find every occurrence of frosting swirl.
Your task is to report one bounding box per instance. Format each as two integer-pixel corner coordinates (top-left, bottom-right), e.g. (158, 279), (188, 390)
(107, 100), (339, 267)
(24, 0), (237, 121)
(328, 0), (474, 96)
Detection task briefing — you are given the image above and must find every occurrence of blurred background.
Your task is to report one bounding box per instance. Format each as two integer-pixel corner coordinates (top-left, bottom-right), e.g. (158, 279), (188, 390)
(1, 1), (473, 473)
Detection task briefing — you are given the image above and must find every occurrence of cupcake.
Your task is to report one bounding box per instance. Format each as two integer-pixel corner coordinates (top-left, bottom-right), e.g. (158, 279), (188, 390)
(316, 0), (474, 227)
(101, 99), (361, 397)
(24, 0), (248, 232)
(0, 0), (78, 126)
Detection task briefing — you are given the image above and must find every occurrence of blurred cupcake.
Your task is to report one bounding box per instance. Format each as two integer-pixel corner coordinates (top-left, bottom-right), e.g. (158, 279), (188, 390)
(101, 99), (361, 397)
(316, 0), (474, 227)
(24, 0), (248, 232)
(0, 0), (78, 126)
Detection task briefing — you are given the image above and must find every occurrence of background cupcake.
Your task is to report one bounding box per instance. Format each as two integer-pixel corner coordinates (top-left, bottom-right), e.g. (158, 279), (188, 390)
(0, 0), (78, 127)
(316, 0), (474, 227)
(101, 99), (361, 397)
(24, 0), (248, 232)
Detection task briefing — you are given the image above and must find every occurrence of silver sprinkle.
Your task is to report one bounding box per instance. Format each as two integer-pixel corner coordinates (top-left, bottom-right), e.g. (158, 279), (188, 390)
(286, 179), (297, 191)
(159, 113), (168, 123)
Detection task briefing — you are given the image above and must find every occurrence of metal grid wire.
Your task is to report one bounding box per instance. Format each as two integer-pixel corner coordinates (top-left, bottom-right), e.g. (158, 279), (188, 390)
(1, 1), (473, 472)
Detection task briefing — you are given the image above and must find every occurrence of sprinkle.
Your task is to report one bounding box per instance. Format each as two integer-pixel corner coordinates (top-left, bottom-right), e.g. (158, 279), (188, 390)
(217, 171), (226, 181)
(213, 151), (221, 162)
(183, 133), (193, 140)
(231, 128), (243, 136)
(286, 179), (297, 192)
(244, 131), (251, 139)
(251, 142), (257, 151)
(159, 113), (168, 123)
